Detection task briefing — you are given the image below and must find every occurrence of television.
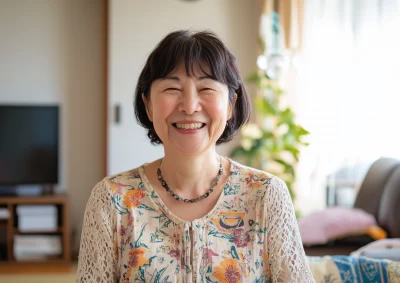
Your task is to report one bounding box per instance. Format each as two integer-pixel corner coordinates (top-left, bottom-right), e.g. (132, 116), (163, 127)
(0, 105), (59, 188)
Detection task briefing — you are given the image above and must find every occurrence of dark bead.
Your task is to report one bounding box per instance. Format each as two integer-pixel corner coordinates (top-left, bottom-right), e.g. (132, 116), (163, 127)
(156, 158), (223, 204)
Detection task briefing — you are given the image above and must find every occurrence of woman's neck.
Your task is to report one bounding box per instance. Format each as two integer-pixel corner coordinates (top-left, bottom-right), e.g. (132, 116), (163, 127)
(159, 149), (221, 199)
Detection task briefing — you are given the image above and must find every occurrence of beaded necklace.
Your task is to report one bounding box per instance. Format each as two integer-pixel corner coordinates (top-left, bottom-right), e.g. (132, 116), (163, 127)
(157, 157), (223, 203)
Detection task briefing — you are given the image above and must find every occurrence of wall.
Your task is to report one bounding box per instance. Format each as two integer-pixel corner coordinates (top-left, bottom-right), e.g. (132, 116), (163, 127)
(108, 0), (260, 175)
(0, 0), (106, 255)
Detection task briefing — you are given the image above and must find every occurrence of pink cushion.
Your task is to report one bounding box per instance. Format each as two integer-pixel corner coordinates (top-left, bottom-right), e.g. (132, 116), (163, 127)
(298, 207), (377, 246)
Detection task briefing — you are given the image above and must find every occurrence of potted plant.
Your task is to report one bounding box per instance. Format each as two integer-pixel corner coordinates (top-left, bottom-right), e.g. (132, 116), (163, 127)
(231, 68), (310, 211)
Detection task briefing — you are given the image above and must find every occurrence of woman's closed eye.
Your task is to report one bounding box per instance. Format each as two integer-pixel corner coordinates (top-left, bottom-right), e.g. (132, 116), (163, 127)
(200, 88), (216, 93)
(164, 88), (182, 93)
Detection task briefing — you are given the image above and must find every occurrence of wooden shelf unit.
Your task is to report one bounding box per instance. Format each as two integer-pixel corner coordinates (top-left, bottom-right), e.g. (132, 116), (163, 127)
(0, 195), (70, 272)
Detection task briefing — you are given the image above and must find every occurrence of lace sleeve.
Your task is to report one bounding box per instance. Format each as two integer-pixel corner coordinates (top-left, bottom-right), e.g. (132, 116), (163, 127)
(77, 179), (118, 283)
(265, 177), (315, 282)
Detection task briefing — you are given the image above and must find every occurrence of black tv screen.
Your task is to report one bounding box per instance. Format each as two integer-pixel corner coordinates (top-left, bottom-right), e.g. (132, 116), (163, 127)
(0, 105), (59, 185)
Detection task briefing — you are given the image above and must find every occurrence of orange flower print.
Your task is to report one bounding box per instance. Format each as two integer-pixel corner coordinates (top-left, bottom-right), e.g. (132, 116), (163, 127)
(245, 172), (268, 190)
(263, 252), (271, 277)
(128, 247), (148, 270)
(238, 252), (249, 277)
(123, 190), (146, 208)
(113, 240), (119, 260)
(109, 181), (127, 195)
(214, 258), (242, 283)
(126, 268), (132, 280)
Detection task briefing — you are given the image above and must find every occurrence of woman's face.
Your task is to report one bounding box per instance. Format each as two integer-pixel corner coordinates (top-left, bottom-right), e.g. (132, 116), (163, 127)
(144, 61), (233, 155)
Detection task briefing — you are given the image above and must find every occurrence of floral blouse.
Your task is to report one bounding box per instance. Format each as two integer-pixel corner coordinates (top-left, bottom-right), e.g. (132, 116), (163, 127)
(77, 159), (315, 283)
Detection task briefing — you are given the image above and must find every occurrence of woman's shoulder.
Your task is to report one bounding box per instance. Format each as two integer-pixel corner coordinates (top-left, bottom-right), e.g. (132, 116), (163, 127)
(230, 159), (283, 183)
(89, 165), (147, 199)
(106, 166), (143, 184)
(229, 159), (288, 196)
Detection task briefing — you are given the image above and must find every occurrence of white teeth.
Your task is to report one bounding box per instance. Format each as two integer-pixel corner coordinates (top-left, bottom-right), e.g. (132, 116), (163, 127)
(176, 123), (203, 130)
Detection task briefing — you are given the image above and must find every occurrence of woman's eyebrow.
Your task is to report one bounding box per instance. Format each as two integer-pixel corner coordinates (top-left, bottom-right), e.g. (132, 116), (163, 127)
(198, 75), (214, 81)
(160, 76), (180, 82)
(160, 75), (214, 82)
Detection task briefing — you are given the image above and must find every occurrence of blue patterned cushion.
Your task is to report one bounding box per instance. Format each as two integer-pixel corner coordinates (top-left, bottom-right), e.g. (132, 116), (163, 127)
(308, 256), (400, 283)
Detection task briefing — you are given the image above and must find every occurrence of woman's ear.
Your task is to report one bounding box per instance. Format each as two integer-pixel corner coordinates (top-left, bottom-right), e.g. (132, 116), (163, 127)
(142, 93), (153, 122)
(228, 93), (238, 120)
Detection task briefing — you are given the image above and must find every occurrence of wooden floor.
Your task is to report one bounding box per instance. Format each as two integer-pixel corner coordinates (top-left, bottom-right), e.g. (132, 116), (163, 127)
(0, 262), (76, 283)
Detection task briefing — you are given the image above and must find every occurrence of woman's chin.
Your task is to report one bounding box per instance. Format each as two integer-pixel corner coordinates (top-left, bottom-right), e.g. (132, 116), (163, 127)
(168, 140), (210, 156)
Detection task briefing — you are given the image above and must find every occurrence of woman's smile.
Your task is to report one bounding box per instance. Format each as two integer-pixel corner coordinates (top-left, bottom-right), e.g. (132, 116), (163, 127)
(172, 121), (206, 134)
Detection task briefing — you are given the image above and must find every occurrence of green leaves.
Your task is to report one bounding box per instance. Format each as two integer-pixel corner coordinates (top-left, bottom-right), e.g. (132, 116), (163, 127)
(230, 146), (249, 157)
(207, 230), (234, 241)
(137, 204), (156, 211)
(280, 108), (295, 124)
(255, 96), (278, 116)
(231, 246), (240, 260)
(247, 72), (261, 84)
(134, 223), (148, 248)
(231, 66), (311, 217)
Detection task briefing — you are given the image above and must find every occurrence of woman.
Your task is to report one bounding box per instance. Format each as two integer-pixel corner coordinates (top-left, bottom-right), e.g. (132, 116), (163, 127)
(77, 30), (315, 283)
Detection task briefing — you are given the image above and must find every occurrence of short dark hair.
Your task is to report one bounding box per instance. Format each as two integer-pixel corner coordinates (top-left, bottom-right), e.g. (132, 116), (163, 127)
(134, 30), (251, 145)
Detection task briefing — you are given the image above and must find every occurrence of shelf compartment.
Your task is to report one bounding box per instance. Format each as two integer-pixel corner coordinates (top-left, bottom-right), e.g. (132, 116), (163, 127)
(14, 227), (63, 235)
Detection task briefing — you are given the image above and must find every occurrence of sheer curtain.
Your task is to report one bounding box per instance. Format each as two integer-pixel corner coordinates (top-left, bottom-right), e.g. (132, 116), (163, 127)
(291, 0), (400, 214)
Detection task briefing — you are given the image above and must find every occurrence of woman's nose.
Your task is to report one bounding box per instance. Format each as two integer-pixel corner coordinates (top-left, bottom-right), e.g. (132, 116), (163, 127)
(178, 86), (201, 115)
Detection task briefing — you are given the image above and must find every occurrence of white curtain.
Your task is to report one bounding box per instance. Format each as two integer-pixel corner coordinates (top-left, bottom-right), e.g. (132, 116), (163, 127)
(290, 0), (400, 214)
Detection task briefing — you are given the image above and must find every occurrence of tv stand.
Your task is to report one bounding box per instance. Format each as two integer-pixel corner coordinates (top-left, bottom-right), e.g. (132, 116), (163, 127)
(0, 184), (56, 197)
(42, 184), (55, 195)
(0, 187), (18, 197)
(0, 194), (71, 273)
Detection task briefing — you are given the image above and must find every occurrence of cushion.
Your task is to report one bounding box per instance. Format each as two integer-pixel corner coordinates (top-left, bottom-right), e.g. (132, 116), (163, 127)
(308, 255), (400, 282)
(351, 238), (400, 258)
(298, 207), (382, 246)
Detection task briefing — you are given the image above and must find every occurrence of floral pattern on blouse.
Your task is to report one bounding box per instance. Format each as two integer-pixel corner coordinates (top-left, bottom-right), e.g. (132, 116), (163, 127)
(77, 159), (315, 283)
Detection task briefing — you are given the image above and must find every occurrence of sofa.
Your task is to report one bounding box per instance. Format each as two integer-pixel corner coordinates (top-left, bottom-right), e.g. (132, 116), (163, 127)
(304, 157), (400, 256)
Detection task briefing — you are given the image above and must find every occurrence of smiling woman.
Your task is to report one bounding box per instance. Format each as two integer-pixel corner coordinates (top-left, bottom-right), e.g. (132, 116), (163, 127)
(134, 30), (248, 146)
(77, 30), (315, 283)
(143, 62), (233, 156)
